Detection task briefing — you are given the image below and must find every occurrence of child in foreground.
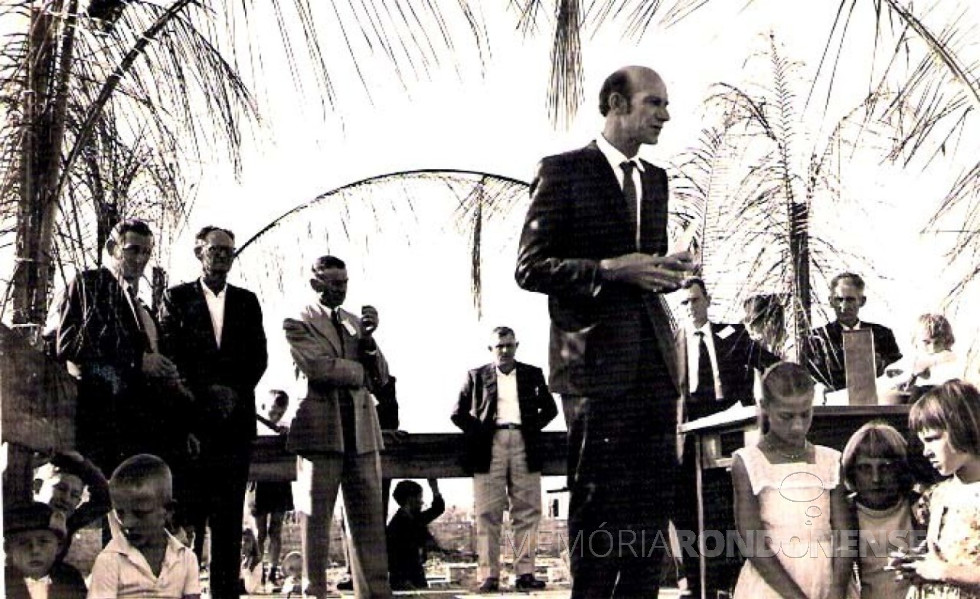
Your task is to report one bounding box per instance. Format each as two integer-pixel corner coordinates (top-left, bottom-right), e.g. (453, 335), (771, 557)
(732, 362), (854, 599)
(87, 454), (200, 599)
(892, 379), (980, 598)
(4, 501), (87, 599)
(842, 421), (922, 599)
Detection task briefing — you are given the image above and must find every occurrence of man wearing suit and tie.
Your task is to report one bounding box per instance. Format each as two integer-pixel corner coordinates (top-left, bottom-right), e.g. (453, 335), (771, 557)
(283, 255), (391, 599)
(805, 272), (903, 392)
(158, 226), (268, 599)
(674, 277), (779, 596)
(44, 218), (187, 478)
(451, 326), (558, 593)
(516, 65), (696, 598)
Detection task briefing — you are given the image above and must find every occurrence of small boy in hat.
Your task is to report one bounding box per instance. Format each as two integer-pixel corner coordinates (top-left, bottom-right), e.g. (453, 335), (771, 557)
(4, 501), (87, 599)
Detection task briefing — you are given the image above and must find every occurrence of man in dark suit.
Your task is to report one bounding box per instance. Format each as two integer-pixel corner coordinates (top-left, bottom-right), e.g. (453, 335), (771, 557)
(451, 326), (558, 592)
(283, 255), (391, 599)
(158, 226), (267, 599)
(673, 277), (779, 596)
(805, 272), (902, 391)
(676, 278), (780, 420)
(515, 65), (695, 598)
(44, 218), (187, 478)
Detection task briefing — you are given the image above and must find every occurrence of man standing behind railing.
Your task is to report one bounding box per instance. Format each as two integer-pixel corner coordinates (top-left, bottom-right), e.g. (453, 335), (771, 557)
(452, 326), (558, 593)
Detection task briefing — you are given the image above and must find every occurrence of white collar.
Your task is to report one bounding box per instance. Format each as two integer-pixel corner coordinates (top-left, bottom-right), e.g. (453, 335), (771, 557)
(495, 365), (517, 377)
(596, 134), (645, 172)
(199, 278), (227, 297)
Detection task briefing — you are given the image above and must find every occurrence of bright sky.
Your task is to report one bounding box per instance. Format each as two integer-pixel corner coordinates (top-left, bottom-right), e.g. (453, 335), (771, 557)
(159, 1), (980, 510)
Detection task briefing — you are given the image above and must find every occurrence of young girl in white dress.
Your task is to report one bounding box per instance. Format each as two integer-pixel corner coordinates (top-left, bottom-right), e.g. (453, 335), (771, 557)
(894, 380), (980, 599)
(732, 362), (855, 599)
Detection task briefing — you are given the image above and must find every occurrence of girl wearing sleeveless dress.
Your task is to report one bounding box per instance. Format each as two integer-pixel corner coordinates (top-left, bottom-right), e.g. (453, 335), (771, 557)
(732, 362), (855, 599)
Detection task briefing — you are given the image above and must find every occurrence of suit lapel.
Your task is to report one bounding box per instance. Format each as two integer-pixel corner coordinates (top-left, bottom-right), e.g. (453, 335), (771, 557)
(188, 283), (221, 352)
(584, 142), (636, 238)
(483, 364), (498, 418)
(308, 304), (343, 355)
(674, 328), (688, 394)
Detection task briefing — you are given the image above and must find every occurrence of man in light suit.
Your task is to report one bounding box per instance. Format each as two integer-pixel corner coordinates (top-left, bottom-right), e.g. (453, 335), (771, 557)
(158, 225), (267, 599)
(673, 277), (778, 596)
(516, 65), (695, 597)
(451, 326), (559, 592)
(805, 272), (902, 391)
(44, 218), (187, 478)
(283, 255), (391, 599)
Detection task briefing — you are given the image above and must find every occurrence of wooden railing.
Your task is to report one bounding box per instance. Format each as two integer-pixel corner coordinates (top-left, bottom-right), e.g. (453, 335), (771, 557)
(249, 431), (569, 482)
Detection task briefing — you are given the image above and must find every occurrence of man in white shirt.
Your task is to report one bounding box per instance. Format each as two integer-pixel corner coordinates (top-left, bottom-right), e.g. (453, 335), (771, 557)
(451, 327), (559, 592)
(805, 272), (902, 391)
(158, 226), (268, 599)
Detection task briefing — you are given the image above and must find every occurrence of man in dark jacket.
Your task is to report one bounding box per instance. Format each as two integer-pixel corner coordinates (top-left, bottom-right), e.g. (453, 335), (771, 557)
(451, 326), (558, 592)
(158, 225), (267, 599)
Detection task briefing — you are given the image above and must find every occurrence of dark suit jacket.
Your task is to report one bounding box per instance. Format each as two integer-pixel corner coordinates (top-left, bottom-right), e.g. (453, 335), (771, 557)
(44, 267), (178, 467)
(805, 320), (902, 391)
(451, 361), (559, 474)
(515, 141), (679, 397)
(4, 563), (87, 599)
(158, 280), (268, 446)
(675, 323), (779, 421)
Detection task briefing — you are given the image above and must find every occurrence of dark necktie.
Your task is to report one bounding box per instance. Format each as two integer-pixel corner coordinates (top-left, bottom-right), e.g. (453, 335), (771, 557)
(694, 331), (715, 400)
(331, 309), (346, 353)
(620, 160), (639, 248)
(124, 284), (153, 351)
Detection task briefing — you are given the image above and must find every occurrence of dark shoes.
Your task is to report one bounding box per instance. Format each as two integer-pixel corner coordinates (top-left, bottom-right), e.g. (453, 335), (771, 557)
(477, 577), (500, 593)
(514, 574), (547, 591)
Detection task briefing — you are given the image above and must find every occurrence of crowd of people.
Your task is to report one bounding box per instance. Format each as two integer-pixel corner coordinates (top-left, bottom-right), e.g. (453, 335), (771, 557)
(6, 61), (980, 599)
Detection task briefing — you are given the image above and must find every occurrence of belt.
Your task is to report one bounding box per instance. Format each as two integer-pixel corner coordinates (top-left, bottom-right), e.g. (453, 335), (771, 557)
(495, 423), (521, 430)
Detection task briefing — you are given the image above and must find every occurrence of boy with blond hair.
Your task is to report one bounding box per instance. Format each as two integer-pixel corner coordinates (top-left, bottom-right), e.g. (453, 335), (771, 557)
(87, 454), (200, 599)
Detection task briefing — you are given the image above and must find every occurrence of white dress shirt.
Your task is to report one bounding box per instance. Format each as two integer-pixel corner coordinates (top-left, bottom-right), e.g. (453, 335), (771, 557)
(494, 367), (522, 425)
(687, 323), (723, 399)
(24, 576), (50, 599)
(200, 278), (227, 349)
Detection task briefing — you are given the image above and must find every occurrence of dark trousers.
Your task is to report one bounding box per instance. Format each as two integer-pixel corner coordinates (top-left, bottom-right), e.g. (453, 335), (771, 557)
(185, 438), (252, 599)
(562, 381), (678, 598)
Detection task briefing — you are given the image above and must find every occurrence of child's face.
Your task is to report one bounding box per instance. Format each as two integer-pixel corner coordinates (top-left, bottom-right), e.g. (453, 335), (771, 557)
(5, 530), (60, 579)
(36, 472), (85, 517)
(765, 391), (813, 447)
(110, 486), (170, 550)
(916, 329), (948, 355)
(267, 402), (287, 424)
(852, 452), (904, 509)
(283, 555), (303, 577)
(403, 493), (424, 516)
(919, 427), (968, 477)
